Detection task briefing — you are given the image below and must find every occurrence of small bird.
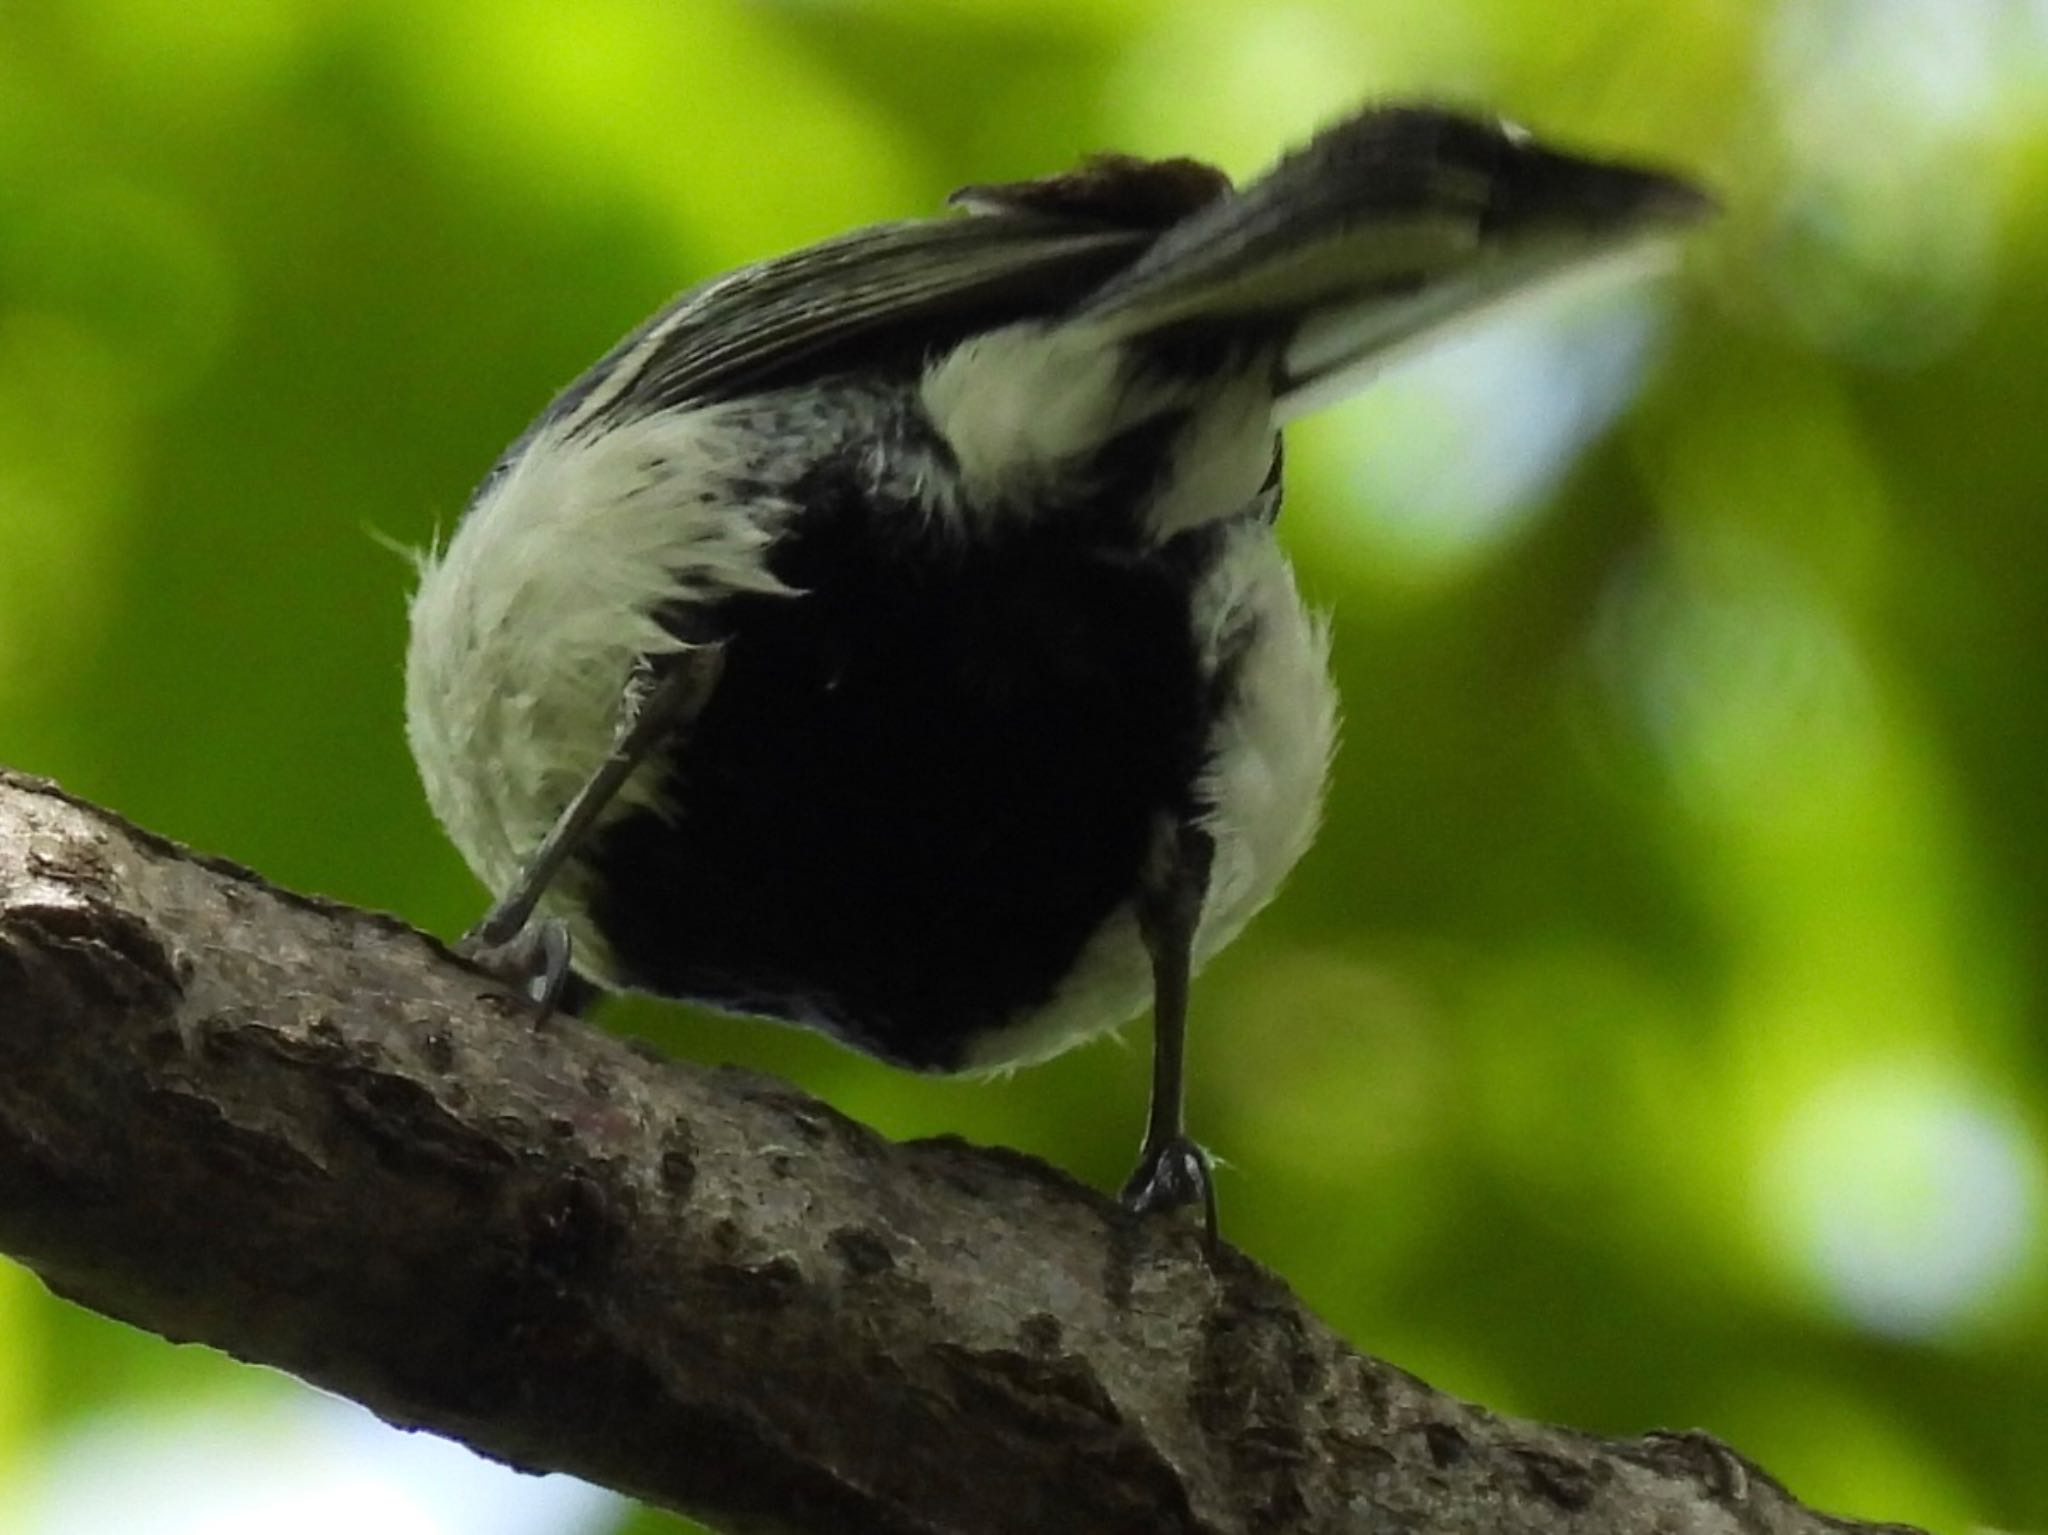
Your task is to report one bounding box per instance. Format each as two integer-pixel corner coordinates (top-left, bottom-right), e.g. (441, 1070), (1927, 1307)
(405, 104), (1709, 1233)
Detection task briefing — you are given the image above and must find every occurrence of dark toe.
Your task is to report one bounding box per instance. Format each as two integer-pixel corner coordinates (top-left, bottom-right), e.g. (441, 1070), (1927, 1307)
(1120, 1135), (1218, 1242)
(456, 917), (574, 1022)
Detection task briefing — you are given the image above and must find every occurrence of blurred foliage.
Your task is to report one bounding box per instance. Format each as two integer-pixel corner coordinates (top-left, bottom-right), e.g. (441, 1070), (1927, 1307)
(3, 1), (2047, 1532)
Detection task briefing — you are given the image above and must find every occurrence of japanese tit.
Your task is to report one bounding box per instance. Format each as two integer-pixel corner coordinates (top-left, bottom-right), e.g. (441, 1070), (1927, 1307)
(404, 104), (1709, 1232)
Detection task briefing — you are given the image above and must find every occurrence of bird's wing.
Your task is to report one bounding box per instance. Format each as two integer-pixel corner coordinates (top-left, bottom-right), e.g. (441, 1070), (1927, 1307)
(552, 213), (1159, 433)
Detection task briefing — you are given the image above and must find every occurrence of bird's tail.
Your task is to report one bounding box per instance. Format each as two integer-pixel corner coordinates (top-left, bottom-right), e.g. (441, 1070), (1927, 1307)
(1071, 105), (1713, 419)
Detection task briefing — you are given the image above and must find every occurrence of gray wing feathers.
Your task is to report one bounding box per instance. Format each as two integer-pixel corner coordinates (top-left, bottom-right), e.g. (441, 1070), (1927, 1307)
(1072, 109), (1503, 337)
(1068, 106), (1707, 411)
(573, 217), (1152, 425)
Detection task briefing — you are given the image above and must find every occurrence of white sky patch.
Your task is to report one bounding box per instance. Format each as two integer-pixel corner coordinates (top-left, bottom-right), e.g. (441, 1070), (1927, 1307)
(22, 1389), (620, 1535)
(1307, 282), (1664, 581)
(1761, 0), (2037, 365)
(1763, 1064), (2043, 1339)
(1770, 0), (2010, 138)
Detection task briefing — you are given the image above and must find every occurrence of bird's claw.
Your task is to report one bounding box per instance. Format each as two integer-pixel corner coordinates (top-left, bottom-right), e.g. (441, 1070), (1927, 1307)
(1120, 1134), (1218, 1246)
(456, 916), (573, 1022)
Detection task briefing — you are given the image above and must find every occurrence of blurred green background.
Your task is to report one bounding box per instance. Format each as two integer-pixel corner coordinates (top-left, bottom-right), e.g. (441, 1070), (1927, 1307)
(4, 1), (2046, 1531)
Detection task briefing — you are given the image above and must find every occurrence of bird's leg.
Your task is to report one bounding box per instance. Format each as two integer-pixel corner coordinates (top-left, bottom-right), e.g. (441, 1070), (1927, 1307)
(459, 642), (726, 1014)
(1120, 817), (1218, 1240)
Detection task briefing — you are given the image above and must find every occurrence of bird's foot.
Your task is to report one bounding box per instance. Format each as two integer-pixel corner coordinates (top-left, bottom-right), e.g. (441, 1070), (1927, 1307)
(456, 916), (573, 1022)
(1120, 1134), (1218, 1246)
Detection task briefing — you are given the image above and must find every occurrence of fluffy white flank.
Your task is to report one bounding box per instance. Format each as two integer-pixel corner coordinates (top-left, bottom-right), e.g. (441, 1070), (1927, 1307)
(964, 520), (1336, 1070)
(404, 405), (794, 976)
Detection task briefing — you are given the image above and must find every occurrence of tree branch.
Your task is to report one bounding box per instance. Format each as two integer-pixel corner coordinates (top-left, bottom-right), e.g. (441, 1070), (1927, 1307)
(0, 769), (1924, 1535)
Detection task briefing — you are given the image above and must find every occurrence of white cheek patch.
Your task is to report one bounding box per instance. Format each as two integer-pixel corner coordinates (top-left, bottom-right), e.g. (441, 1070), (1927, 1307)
(923, 320), (1286, 545)
(919, 322), (1172, 504)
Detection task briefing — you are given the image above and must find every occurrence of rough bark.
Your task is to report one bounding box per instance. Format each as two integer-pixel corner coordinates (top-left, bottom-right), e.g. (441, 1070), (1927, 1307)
(0, 769), (1924, 1535)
